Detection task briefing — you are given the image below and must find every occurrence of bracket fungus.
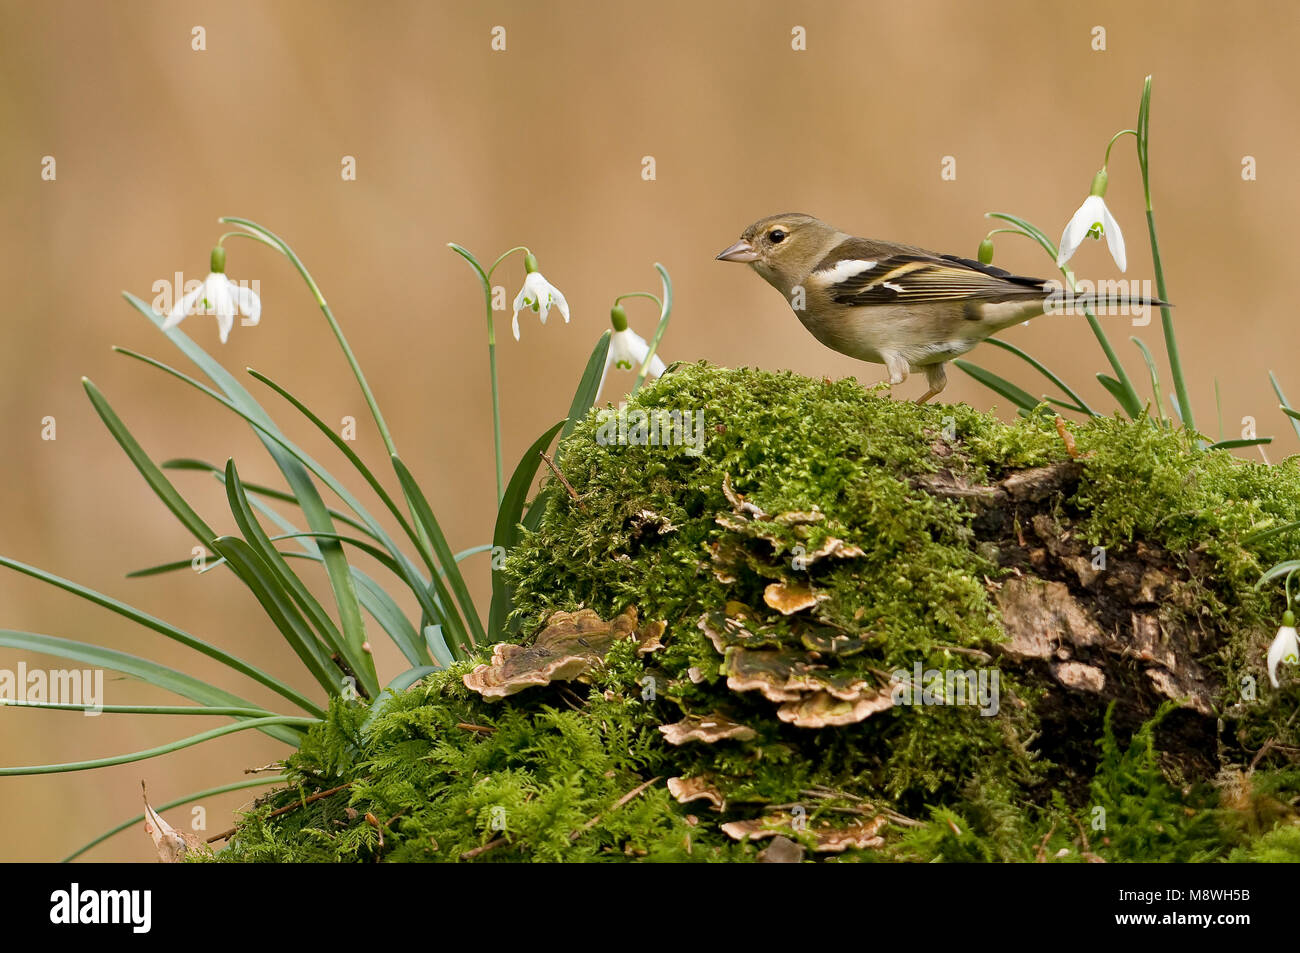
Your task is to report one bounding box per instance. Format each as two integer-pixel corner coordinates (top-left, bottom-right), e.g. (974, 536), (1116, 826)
(697, 610), (892, 728)
(667, 776), (727, 811)
(464, 606), (664, 699)
(720, 812), (888, 852)
(659, 712), (758, 745)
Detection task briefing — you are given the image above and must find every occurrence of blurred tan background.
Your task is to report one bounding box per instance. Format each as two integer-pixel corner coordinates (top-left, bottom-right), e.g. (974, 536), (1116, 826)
(1, 0), (1296, 860)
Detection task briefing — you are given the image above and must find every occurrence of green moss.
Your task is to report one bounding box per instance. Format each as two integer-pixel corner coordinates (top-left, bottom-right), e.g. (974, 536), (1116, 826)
(218, 364), (1300, 862)
(1229, 825), (1300, 861)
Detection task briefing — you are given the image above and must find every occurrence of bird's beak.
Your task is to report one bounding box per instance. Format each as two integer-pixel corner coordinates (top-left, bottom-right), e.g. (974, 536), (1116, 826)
(715, 240), (760, 263)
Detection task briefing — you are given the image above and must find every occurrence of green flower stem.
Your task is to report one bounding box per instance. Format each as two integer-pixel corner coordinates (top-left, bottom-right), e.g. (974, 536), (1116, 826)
(220, 218), (398, 456)
(448, 243), (532, 506)
(217, 229), (278, 252)
(223, 218), (435, 573)
(1145, 209), (1189, 429)
(483, 278), (504, 504)
(1134, 77), (1194, 434)
(614, 291), (662, 309)
(486, 246), (531, 280)
(981, 227), (1024, 244)
(632, 263), (673, 394)
(1103, 129), (1138, 168)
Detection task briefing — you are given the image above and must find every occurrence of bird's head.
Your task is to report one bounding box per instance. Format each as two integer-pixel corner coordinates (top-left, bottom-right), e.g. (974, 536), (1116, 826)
(715, 213), (840, 291)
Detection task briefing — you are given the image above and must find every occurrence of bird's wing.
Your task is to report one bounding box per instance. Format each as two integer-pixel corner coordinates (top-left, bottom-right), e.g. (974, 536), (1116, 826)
(808, 239), (1053, 307)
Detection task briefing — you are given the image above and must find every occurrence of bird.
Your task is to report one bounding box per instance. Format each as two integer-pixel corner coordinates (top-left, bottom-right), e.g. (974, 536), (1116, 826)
(716, 212), (1166, 403)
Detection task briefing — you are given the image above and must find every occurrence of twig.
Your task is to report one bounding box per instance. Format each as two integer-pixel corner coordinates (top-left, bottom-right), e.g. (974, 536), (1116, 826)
(245, 761), (287, 774)
(876, 806), (924, 828)
(931, 643), (994, 660)
(1036, 820), (1057, 862)
(206, 781), (354, 843)
(557, 685), (585, 710)
(1249, 738), (1276, 772)
(539, 451), (586, 510)
(456, 722), (496, 734)
(1073, 814), (1091, 853)
(460, 836), (508, 861)
(570, 776), (662, 841)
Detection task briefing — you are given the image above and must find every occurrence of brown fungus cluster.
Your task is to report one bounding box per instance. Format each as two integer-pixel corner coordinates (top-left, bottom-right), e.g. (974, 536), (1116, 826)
(720, 812), (888, 853)
(464, 606), (664, 699)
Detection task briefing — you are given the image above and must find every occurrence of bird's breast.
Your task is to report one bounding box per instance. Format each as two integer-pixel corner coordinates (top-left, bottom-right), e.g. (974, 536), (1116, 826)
(795, 303), (983, 368)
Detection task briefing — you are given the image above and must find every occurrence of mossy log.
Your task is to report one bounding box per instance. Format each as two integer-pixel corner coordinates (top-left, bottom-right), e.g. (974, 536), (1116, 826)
(219, 364), (1300, 862)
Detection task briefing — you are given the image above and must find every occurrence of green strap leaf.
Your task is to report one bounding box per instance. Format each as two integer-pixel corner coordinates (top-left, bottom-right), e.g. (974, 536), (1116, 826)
(424, 625), (454, 668)
(245, 369), (428, 571)
(4, 701), (275, 715)
(224, 461), (378, 697)
(983, 338), (1098, 417)
(490, 420), (566, 641)
(1270, 372), (1300, 441)
(0, 555), (319, 716)
(524, 332), (611, 535)
(110, 342), (444, 635)
(1245, 521), (1300, 546)
(390, 456), (484, 653)
(123, 293), (371, 694)
(1257, 560), (1300, 589)
(163, 458), (377, 539)
(1097, 373), (1144, 418)
(82, 379), (214, 542)
(216, 466), (430, 666)
(953, 360), (1043, 414)
(1207, 438), (1272, 451)
(208, 536), (343, 696)
(0, 715), (317, 776)
(0, 629), (315, 740)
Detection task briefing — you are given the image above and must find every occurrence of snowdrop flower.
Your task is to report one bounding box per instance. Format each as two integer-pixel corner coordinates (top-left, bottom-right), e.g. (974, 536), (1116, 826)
(511, 253), (569, 341)
(598, 305), (666, 397)
(1268, 610), (1299, 688)
(1056, 169), (1126, 273)
(162, 246), (261, 343)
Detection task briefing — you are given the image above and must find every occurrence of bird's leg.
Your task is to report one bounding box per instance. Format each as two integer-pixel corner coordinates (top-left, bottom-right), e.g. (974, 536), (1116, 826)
(914, 363), (947, 405)
(872, 352), (909, 398)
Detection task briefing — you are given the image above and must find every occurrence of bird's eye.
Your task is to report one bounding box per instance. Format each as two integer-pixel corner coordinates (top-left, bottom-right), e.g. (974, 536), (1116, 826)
(768, 229), (787, 244)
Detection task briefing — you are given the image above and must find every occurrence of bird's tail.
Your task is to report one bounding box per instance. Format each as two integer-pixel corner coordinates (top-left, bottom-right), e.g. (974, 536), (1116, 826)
(1045, 282), (1171, 316)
